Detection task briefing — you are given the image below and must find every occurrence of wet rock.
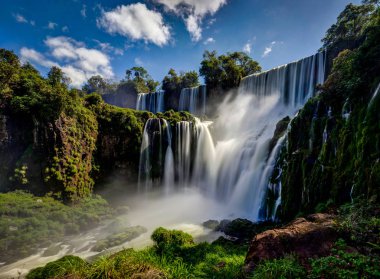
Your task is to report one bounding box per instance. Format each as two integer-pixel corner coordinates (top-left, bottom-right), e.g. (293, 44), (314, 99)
(217, 219), (276, 242)
(244, 213), (337, 272)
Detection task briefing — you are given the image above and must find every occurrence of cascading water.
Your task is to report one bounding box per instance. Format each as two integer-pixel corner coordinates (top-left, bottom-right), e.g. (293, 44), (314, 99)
(138, 52), (326, 221)
(138, 118), (172, 190)
(136, 91), (165, 113)
(369, 81), (380, 107)
(179, 85), (207, 115)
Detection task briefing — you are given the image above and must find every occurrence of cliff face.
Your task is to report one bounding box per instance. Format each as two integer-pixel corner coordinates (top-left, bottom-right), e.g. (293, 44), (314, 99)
(272, 21), (380, 220)
(0, 107), (98, 201)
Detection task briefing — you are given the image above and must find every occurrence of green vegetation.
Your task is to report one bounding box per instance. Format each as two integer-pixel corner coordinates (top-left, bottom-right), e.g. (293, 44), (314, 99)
(0, 191), (113, 263)
(26, 201), (380, 279)
(309, 239), (380, 279)
(0, 48), (194, 199)
(273, 0), (380, 220)
(200, 51), (261, 92)
(162, 69), (200, 95)
(250, 255), (306, 279)
(27, 227), (248, 279)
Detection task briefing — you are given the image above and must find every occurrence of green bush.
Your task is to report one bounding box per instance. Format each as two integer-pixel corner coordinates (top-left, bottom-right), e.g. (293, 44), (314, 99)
(309, 239), (380, 279)
(151, 227), (194, 257)
(250, 255), (306, 279)
(27, 256), (87, 279)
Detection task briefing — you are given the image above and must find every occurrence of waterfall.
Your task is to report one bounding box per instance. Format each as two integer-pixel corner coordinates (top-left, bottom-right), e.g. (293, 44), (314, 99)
(238, 51), (326, 105)
(136, 91), (165, 113)
(138, 118), (171, 190)
(369, 82), (380, 107)
(137, 52), (326, 221)
(179, 85), (207, 115)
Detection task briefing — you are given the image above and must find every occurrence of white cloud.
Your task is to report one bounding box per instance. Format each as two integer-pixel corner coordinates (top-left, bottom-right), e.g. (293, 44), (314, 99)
(14, 13), (35, 26)
(94, 40), (124, 55)
(14, 13), (28, 23)
(185, 14), (202, 41)
(262, 41), (277, 57)
(155, 0), (226, 41)
(62, 26), (69, 32)
(81, 4), (87, 18)
(21, 36), (114, 87)
(134, 57), (143, 66)
(203, 37), (215, 45)
(47, 22), (58, 30)
(20, 48), (57, 68)
(97, 3), (171, 46)
(243, 42), (251, 54)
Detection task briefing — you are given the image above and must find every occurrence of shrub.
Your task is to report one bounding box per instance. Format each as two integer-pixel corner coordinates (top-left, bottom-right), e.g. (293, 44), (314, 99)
(250, 255), (306, 279)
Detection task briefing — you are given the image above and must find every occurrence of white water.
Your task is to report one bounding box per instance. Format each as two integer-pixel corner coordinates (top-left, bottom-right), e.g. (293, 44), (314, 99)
(179, 85), (207, 115)
(0, 189), (223, 279)
(136, 91), (165, 113)
(0, 52), (326, 278)
(369, 81), (380, 107)
(139, 52), (326, 221)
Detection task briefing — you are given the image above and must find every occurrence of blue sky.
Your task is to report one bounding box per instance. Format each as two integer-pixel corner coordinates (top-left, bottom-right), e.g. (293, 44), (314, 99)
(0, 0), (361, 87)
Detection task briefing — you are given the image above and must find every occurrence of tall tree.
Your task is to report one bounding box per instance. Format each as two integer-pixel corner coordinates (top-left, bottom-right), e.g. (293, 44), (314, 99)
(82, 75), (108, 94)
(321, 3), (376, 49)
(200, 51), (261, 91)
(162, 69), (200, 95)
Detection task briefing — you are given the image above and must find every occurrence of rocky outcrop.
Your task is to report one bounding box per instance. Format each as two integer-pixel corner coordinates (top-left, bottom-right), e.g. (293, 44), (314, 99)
(244, 213), (337, 272)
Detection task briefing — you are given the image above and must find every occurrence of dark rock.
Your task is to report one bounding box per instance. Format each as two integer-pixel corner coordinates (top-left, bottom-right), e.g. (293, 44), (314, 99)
(244, 213), (338, 273)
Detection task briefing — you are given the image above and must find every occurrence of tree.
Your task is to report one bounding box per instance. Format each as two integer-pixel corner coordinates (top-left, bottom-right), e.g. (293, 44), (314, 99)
(124, 66), (158, 93)
(162, 69), (199, 95)
(0, 49), (20, 97)
(321, 3), (376, 49)
(82, 75), (108, 94)
(200, 51), (261, 91)
(47, 66), (70, 87)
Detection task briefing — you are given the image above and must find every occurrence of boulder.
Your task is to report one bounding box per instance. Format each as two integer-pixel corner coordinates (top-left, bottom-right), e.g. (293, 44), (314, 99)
(244, 213), (337, 272)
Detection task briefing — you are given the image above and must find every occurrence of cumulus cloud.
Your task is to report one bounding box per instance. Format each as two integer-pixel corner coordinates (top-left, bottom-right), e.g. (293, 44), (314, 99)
(94, 40), (124, 55)
(20, 48), (57, 68)
(21, 36), (114, 87)
(243, 42), (251, 54)
(262, 41), (282, 57)
(203, 37), (215, 45)
(97, 3), (171, 46)
(155, 0), (226, 41)
(47, 22), (58, 30)
(62, 26), (69, 32)
(262, 41), (275, 57)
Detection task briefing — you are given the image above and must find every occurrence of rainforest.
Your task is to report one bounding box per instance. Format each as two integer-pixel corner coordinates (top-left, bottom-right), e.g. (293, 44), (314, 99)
(0, 0), (379, 278)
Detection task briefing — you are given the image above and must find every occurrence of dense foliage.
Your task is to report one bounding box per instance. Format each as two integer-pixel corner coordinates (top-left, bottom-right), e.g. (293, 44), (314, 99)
(200, 51), (261, 92)
(321, 3), (376, 49)
(0, 48), (199, 201)
(162, 69), (200, 95)
(272, 1), (380, 220)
